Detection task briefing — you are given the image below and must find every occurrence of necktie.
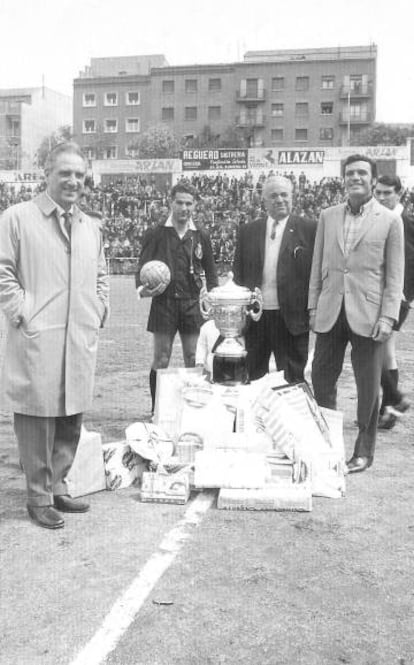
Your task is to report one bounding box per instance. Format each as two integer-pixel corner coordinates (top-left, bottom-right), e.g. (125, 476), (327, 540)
(270, 219), (278, 240)
(62, 211), (72, 238)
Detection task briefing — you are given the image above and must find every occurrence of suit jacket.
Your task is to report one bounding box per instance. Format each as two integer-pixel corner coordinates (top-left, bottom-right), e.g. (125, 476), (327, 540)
(402, 210), (414, 302)
(308, 198), (404, 337)
(233, 214), (317, 335)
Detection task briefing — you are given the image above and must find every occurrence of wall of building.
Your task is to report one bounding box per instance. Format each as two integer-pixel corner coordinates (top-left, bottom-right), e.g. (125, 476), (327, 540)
(73, 47), (377, 160)
(20, 88), (72, 170)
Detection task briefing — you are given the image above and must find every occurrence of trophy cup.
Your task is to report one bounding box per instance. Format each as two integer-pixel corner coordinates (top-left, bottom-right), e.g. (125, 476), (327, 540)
(200, 272), (263, 385)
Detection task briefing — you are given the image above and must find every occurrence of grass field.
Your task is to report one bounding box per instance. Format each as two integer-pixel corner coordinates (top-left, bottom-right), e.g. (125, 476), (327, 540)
(1, 275), (414, 665)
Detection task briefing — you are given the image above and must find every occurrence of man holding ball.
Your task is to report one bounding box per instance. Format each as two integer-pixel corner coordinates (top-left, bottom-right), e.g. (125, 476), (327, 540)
(136, 181), (218, 414)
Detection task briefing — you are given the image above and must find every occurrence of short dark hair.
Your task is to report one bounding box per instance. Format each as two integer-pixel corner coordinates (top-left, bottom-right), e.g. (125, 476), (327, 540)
(342, 153), (377, 179)
(170, 181), (198, 201)
(376, 174), (402, 193)
(44, 142), (87, 174)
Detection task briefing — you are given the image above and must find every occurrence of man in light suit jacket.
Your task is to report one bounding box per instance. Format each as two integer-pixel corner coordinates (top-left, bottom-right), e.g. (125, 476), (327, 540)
(233, 176), (317, 383)
(308, 154), (404, 473)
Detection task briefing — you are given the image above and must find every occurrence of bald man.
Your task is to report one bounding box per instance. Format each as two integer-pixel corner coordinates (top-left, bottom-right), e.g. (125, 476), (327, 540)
(233, 176), (317, 382)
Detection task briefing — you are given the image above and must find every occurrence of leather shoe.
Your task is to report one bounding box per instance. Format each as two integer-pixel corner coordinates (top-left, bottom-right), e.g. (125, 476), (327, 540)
(27, 505), (64, 529)
(54, 495), (90, 513)
(346, 456), (372, 474)
(378, 411), (397, 430)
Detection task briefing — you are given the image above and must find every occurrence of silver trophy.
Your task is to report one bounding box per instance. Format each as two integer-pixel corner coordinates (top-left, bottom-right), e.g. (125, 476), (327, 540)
(200, 272), (263, 384)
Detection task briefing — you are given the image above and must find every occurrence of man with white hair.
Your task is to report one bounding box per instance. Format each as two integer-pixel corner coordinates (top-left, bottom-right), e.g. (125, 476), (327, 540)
(233, 175), (317, 382)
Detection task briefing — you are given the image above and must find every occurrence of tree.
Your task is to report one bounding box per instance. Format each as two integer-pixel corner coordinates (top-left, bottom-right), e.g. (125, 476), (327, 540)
(131, 124), (181, 158)
(353, 123), (414, 146)
(35, 125), (73, 168)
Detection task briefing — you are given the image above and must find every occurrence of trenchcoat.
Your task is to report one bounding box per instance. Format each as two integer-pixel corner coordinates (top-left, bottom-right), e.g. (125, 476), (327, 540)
(0, 192), (109, 416)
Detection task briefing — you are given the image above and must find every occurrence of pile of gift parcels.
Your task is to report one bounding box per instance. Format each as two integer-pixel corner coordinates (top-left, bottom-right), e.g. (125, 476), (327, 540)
(66, 368), (346, 512)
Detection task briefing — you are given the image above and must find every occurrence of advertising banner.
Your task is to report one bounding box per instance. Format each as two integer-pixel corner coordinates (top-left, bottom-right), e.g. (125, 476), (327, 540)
(92, 159), (181, 175)
(248, 149), (325, 170)
(181, 149), (248, 171)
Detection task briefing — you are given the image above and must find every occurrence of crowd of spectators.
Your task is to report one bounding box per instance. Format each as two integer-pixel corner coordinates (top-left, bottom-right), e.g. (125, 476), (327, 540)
(1, 171), (414, 273)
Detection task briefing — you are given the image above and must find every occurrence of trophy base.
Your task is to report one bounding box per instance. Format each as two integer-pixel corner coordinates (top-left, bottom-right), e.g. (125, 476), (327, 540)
(212, 354), (249, 385)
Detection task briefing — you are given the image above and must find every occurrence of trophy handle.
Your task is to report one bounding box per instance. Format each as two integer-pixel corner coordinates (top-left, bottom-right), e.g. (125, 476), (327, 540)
(248, 288), (263, 322)
(200, 287), (212, 320)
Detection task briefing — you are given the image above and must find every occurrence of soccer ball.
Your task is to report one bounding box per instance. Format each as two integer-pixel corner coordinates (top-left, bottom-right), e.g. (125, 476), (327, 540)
(140, 260), (171, 294)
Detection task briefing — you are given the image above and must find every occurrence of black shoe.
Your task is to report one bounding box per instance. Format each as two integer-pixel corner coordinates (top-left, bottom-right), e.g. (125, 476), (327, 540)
(378, 411), (397, 430)
(346, 456), (372, 474)
(54, 495), (90, 513)
(27, 505), (64, 529)
(388, 397), (410, 417)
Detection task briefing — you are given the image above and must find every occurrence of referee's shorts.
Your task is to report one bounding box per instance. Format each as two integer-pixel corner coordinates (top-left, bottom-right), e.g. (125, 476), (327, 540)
(147, 297), (202, 335)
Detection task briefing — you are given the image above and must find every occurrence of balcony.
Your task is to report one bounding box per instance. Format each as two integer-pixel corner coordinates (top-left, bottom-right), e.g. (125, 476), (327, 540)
(339, 110), (371, 124)
(236, 114), (266, 127)
(236, 89), (266, 102)
(340, 83), (373, 98)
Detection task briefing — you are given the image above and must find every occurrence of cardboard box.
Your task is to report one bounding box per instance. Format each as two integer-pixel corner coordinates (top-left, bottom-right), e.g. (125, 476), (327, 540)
(140, 468), (191, 504)
(217, 485), (312, 511)
(194, 450), (267, 489)
(65, 427), (106, 498)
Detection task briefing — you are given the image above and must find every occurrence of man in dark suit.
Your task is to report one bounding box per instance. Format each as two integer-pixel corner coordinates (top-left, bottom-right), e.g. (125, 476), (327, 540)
(374, 175), (414, 428)
(233, 175), (317, 383)
(309, 155), (404, 474)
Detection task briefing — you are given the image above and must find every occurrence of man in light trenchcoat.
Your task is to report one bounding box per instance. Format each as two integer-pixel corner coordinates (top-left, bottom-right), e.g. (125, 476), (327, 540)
(0, 142), (109, 529)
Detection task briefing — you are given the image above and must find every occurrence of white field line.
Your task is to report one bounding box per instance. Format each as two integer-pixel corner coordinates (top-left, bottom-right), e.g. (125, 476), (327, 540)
(68, 491), (215, 665)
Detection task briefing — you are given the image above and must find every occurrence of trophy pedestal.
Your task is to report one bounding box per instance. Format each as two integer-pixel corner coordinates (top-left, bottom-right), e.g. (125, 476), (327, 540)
(212, 337), (249, 385)
(212, 354), (248, 385)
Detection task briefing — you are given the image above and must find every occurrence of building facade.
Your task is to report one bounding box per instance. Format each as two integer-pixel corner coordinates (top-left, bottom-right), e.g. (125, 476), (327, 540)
(0, 87), (72, 170)
(73, 45), (377, 160)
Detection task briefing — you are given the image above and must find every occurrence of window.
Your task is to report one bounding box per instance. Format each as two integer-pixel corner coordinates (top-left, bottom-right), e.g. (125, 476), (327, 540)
(126, 145), (139, 158)
(271, 77), (284, 91)
(321, 102), (333, 115)
(104, 118), (118, 133)
(125, 118), (140, 133)
(185, 106), (197, 120)
(321, 76), (334, 89)
(84, 147), (96, 160)
(162, 107), (174, 121)
(162, 80), (174, 94)
(185, 79), (198, 93)
(83, 119), (96, 134)
(295, 102), (309, 117)
(295, 128), (308, 141)
(104, 92), (118, 106)
(271, 128), (283, 143)
(350, 103), (363, 117)
(209, 78), (222, 92)
(350, 75), (363, 92)
(208, 106), (221, 120)
(296, 76), (309, 91)
(126, 91), (140, 105)
(103, 146), (117, 159)
(320, 128), (334, 140)
(82, 93), (96, 107)
(271, 103), (284, 117)
(11, 120), (20, 137)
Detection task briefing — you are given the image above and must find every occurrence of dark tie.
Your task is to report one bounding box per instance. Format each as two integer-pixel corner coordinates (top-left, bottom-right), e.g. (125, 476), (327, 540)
(270, 219), (278, 240)
(62, 211), (72, 238)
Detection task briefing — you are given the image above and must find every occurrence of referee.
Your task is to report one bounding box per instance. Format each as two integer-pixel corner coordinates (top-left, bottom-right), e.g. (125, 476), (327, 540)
(136, 181), (218, 414)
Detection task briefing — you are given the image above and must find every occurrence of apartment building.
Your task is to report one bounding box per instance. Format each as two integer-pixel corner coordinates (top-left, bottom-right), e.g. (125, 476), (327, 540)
(0, 87), (72, 170)
(73, 45), (377, 159)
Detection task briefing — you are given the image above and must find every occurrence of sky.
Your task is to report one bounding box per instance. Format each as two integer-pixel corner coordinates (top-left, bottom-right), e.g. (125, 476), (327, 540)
(0, 0), (413, 123)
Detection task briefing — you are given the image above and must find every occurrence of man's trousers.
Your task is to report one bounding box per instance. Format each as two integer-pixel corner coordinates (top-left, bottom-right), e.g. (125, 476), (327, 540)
(14, 413), (82, 507)
(311, 308), (384, 460)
